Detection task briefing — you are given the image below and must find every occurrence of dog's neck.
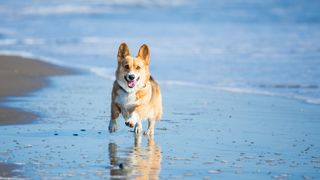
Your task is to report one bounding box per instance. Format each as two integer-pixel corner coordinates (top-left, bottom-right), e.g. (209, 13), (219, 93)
(117, 80), (148, 94)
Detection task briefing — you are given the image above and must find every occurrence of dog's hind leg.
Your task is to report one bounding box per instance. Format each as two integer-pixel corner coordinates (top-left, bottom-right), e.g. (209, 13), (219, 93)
(144, 119), (155, 135)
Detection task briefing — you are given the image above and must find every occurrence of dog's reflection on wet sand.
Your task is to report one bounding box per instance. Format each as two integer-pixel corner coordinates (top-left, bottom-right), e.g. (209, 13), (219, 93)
(108, 134), (161, 180)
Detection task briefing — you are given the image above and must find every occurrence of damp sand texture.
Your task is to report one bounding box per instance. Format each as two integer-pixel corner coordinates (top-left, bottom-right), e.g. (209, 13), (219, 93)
(0, 55), (72, 125)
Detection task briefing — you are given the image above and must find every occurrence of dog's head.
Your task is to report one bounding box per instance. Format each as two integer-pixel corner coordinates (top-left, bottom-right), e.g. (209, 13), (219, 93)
(116, 43), (150, 92)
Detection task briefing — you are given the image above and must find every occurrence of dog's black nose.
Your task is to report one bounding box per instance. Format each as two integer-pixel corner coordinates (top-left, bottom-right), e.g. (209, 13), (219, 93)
(128, 74), (135, 81)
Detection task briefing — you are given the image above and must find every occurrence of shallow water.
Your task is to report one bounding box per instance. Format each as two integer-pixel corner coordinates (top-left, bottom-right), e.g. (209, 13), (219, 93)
(0, 0), (320, 104)
(0, 74), (320, 179)
(1, 0), (320, 179)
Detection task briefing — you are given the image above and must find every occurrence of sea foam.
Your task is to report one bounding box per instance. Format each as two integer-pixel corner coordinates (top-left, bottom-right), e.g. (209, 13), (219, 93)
(87, 67), (320, 105)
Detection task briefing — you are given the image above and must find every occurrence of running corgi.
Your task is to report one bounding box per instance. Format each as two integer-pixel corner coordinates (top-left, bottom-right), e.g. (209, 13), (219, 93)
(109, 43), (162, 135)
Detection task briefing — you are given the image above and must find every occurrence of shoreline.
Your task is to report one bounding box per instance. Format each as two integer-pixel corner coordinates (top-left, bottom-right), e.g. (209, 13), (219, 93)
(0, 54), (319, 178)
(0, 54), (73, 125)
(0, 54), (74, 178)
(0, 163), (23, 178)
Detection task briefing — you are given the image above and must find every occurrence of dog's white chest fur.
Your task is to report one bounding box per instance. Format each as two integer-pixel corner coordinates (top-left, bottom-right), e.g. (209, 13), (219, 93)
(115, 89), (136, 110)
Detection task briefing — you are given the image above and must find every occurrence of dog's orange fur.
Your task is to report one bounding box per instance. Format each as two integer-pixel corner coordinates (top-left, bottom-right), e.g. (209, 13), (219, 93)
(109, 43), (162, 135)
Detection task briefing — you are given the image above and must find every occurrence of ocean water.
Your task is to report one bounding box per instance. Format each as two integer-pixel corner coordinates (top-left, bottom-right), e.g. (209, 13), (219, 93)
(0, 0), (320, 104)
(1, 1), (320, 179)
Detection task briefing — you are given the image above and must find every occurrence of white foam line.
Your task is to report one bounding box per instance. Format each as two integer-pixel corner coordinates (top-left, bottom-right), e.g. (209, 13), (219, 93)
(19, 0), (189, 16)
(0, 38), (46, 46)
(158, 80), (320, 105)
(21, 5), (113, 16)
(87, 71), (320, 105)
(159, 80), (275, 95)
(88, 67), (115, 81)
(0, 50), (38, 59)
(0, 39), (17, 45)
(0, 50), (66, 67)
(0, 50), (110, 75)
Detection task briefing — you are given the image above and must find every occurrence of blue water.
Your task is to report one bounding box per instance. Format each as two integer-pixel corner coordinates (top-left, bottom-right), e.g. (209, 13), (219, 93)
(0, 0), (320, 104)
(1, 1), (320, 179)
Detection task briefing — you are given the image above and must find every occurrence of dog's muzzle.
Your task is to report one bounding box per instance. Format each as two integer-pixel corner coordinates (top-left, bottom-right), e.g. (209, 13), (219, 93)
(124, 73), (139, 88)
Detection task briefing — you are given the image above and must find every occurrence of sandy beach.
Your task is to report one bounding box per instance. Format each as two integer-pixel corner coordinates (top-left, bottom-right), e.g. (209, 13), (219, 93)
(0, 55), (73, 178)
(1, 0), (320, 179)
(0, 55), (319, 179)
(0, 162), (23, 178)
(0, 55), (71, 125)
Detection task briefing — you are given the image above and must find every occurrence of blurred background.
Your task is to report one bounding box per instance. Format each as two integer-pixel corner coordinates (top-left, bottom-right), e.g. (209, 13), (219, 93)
(0, 0), (320, 104)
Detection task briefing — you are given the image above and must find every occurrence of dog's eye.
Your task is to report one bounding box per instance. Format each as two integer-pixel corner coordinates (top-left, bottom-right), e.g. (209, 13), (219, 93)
(124, 65), (129, 69)
(136, 66), (141, 70)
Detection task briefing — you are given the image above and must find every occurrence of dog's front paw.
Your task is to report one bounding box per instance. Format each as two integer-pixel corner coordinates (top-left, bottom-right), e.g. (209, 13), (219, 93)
(108, 121), (118, 133)
(125, 120), (136, 128)
(125, 113), (139, 128)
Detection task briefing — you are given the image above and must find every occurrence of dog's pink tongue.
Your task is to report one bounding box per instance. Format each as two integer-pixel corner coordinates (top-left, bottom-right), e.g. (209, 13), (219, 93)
(128, 81), (135, 88)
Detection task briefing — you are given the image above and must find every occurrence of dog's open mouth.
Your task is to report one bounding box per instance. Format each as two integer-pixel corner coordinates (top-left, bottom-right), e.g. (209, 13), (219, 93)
(127, 80), (136, 88)
(125, 76), (140, 88)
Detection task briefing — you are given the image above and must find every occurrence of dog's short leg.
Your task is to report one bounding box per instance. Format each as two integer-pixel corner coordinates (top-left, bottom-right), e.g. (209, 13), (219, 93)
(109, 119), (118, 133)
(125, 112), (139, 128)
(144, 119), (155, 135)
(109, 103), (120, 133)
(134, 121), (142, 134)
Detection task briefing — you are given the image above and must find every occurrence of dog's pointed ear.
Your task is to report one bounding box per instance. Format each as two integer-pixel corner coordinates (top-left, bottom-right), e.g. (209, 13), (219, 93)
(137, 44), (149, 65)
(117, 42), (130, 63)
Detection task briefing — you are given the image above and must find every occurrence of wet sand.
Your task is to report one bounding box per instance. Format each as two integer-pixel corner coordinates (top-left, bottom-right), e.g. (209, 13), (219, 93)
(0, 72), (319, 179)
(0, 55), (72, 178)
(0, 163), (23, 178)
(0, 55), (72, 125)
